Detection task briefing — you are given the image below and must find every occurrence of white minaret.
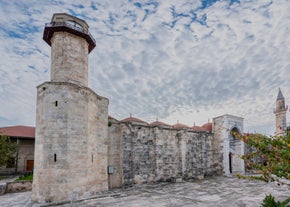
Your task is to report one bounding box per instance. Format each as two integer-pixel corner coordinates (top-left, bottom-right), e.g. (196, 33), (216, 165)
(274, 88), (288, 136)
(32, 13), (109, 203)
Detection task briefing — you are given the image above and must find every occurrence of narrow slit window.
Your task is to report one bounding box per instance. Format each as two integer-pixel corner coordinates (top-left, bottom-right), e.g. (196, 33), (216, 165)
(54, 154), (57, 162)
(92, 154), (93, 163)
(55, 101), (58, 107)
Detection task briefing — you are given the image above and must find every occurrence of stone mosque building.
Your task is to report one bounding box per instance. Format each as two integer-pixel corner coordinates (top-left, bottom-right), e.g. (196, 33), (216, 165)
(17, 13), (285, 203)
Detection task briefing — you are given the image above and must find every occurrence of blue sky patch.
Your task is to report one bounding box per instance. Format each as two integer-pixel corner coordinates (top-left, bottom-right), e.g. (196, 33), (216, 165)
(200, 0), (220, 9)
(229, 0), (240, 6)
(72, 3), (85, 9)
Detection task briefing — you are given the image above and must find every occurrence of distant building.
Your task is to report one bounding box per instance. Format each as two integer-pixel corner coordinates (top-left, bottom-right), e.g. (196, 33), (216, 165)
(0, 126), (35, 174)
(274, 88), (288, 136)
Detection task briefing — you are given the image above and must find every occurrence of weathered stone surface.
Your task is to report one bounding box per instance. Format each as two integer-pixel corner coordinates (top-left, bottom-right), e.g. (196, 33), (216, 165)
(51, 32), (89, 87)
(1, 176), (289, 207)
(5, 181), (32, 193)
(213, 115), (244, 176)
(108, 117), (122, 188)
(33, 82), (109, 203)
(17, 139), (35, 172)
(108, 122), (223, 186)
(33, 14), (109, 203)
(60, 177), (290, 207)
(0, 183), (6, 195)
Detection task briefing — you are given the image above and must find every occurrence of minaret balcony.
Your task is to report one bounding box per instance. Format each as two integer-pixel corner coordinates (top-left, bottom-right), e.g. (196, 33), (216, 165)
(43, 13), (96, 53)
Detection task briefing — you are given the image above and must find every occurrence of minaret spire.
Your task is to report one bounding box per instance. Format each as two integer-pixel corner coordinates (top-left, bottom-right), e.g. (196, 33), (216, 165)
(277, 88), (284, 100)
(274, 88), (288, 136)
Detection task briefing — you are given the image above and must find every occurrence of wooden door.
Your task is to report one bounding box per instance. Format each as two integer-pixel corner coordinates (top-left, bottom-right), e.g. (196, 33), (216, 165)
(26, 160), (34, 172)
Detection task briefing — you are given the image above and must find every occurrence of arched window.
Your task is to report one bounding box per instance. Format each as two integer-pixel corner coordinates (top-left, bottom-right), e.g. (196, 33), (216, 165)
(229, 127), (240, 151)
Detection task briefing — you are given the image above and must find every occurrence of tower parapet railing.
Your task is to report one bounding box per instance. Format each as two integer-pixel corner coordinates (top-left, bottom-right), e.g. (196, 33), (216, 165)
(43, 21), (96, 52)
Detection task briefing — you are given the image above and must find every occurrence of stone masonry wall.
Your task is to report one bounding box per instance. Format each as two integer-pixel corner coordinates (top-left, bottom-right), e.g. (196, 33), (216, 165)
(121, 124), (156, 186)
(108, 121), (223, 187)
(51, 32), (89, 87)
(107, 118), (123, 188)
(182, 132), (216, 180)
(17, 139), (34, 172)
(213, 115), (245, 175)
(32, 82), (108, 203)
(155, 127), (179, 181)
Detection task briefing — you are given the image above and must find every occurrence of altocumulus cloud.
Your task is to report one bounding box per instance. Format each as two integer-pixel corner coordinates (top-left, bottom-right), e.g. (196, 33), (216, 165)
(0, 0), (289, 135)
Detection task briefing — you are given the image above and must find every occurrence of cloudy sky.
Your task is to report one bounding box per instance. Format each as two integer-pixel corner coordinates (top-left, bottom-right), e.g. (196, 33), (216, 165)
(0, 0), (289, 135)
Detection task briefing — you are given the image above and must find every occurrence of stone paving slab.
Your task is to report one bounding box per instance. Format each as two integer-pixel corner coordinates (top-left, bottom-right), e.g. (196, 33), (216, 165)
(0, 176), (289, 207)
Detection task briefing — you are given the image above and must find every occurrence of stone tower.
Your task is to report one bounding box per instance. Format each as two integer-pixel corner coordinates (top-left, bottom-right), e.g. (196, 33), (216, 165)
(32, 13), (109, 203)
(274, 88), (288, 136)
(213, 114), (245, 175)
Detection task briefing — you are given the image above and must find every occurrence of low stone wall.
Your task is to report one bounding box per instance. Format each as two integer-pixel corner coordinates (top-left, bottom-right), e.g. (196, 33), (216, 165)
(5, 180), (32, 193)
(0, 183), (6, 195)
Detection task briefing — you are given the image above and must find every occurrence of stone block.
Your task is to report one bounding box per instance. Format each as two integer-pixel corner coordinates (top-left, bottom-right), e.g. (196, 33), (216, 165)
(5, 181), (32, 193)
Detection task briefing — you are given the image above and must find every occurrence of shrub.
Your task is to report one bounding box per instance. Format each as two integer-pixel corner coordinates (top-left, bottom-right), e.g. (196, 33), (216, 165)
(261, 194), (290, 207)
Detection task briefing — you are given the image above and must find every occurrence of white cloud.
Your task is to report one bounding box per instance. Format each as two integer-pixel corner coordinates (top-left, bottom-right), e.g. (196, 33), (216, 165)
(0, 0), (290, 134)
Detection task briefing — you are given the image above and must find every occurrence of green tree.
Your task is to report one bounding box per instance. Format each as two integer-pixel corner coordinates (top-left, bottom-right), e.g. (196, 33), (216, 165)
(0, 135), (17, 167)
(234, 132), (290, 182)
(234, 133), (290, 206)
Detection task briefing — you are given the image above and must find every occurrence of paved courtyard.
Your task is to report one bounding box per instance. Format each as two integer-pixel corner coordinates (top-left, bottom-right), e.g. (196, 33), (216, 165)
(0, 176), (289, 207)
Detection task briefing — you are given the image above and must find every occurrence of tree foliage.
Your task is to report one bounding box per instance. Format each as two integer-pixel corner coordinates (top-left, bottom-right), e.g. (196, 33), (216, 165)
(261, 194), (290, 207)
(234, 132), (290, 183)
(0, 135), (17, 167)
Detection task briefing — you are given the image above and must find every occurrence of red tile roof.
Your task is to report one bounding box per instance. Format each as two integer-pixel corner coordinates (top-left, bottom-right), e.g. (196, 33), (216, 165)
(0, 126), (35, 138)
(149, 121), (171, 127)
(201, 123), (212, 132)
(191, 126), (205, 131)
(120, 117), (148, 124)
(172, 123), (191, 129)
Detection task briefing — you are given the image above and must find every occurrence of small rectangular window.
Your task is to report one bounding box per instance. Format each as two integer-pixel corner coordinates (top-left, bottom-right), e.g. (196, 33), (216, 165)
(108, 165), (114, 174)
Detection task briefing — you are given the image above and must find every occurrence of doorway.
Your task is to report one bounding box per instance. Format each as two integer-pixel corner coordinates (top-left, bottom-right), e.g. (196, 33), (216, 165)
(26, 160), (34, 172)
(229, 152), (232, 173)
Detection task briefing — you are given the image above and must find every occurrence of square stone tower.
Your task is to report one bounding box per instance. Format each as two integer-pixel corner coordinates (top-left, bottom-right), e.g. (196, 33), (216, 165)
(32, 13), (109, 203)
(213, 114), (245, 175)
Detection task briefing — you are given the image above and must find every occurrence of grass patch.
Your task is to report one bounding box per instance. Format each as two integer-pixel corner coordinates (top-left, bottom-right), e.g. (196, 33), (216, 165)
(16, 173), (33, 181)
(0, 176), (11, 181)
